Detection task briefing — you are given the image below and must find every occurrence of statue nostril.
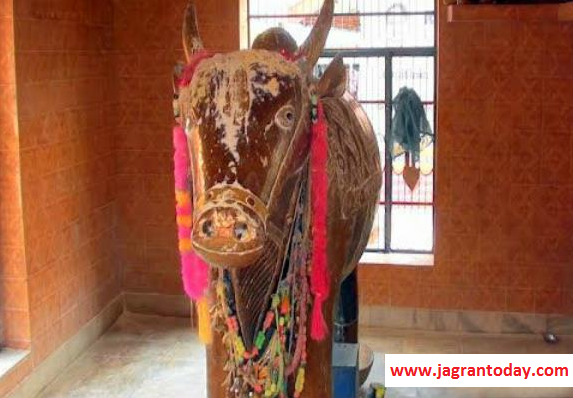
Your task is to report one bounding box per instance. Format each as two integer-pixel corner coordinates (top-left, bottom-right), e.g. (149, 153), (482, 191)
(233, 222), (248, 241)
(202, 219), (214, 238)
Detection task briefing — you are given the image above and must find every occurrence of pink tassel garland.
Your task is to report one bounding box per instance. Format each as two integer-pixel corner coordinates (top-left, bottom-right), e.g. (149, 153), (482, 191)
(172, 51), (215, 301)
(173, 125), (209, 300)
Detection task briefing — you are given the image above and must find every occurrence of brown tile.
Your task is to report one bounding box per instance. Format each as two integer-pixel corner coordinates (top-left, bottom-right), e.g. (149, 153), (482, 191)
(463, 287), (506, 312)
(389, 282), (420, 308)
(419, 286), (463, 310)
(507, 288), (535, 313)
(2, 309), (31, 344)
(1, 278), (29, 310)
(0, 244), (26, 278)
(535, 288), (564, 314)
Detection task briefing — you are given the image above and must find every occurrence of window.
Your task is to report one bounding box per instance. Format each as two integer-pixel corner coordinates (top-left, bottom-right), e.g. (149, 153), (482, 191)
(246, 0), (436, 255)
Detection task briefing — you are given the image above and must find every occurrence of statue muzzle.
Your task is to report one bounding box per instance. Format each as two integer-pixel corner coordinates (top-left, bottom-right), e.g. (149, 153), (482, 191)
(192, 185), (267, 268)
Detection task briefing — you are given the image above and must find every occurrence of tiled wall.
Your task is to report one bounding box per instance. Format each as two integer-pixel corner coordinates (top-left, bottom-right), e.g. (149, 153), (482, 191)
(0, 0), (30, 352)
(0, 1), (121, 393)
(359, 7), (573, 315)
(14, 0), (120, 362)
(113, 0), (239, 296)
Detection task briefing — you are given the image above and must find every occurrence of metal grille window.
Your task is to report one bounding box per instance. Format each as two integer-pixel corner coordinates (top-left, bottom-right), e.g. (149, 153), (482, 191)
(246, 0), (436, 254)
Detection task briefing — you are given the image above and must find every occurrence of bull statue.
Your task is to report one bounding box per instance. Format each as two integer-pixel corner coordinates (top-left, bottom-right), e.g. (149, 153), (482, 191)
(172, 0), (382, 397)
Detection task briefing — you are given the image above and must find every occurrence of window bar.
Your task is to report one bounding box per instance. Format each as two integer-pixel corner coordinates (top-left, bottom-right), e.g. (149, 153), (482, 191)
(384, 54), (393, 253)
(322, 48), (435, 58)
(249, 11), (435, 18)
(358, 100), (434, 105)
(380, 201), (433, 206)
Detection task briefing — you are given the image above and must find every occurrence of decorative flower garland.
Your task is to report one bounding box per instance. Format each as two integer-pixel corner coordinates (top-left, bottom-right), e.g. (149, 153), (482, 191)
(214, 185), (309, 398)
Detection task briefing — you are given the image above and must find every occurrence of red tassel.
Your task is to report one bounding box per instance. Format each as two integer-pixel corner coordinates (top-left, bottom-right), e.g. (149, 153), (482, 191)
(177, 50), (213, 88)
(310, 100), (330, 341)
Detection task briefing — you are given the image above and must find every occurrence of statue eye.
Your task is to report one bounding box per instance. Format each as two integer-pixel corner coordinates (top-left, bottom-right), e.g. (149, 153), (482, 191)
(275, 105), (296, 130)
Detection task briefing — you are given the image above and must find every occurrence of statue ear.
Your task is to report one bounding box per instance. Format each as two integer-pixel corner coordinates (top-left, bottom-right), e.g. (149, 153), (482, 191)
(317, 54), (346, 98)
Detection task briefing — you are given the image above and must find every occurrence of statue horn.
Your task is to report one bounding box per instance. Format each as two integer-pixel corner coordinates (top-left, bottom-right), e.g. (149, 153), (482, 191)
(182, 1), (204, 62)
(297, 0), (334, 69)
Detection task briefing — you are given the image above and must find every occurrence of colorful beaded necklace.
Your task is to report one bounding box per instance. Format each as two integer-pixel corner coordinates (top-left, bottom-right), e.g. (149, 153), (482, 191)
(214, 184), (310, 398)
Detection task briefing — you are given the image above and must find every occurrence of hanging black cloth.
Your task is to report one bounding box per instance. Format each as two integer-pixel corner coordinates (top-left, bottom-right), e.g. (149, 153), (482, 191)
(391, 87), (433, 163)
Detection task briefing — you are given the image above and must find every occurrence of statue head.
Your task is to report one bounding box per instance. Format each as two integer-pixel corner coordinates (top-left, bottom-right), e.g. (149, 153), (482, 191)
(175, 0), (345, 269)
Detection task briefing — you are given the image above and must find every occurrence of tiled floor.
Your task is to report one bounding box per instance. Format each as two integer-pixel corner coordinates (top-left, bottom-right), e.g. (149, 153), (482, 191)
(37, 313), (573, 398)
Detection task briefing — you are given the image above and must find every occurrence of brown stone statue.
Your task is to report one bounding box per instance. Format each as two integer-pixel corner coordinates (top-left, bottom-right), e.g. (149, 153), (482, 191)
(173, 1), (382, 396)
